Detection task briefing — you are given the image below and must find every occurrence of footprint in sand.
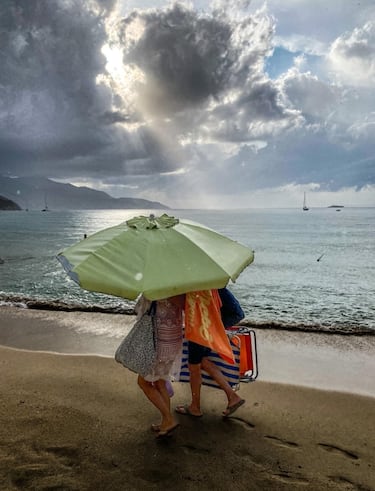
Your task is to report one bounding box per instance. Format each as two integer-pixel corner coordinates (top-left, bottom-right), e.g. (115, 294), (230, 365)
(10, 463), (51, 487)
(10, 462), (77, 490)
(271, 472), (309, 486)
(10, 444), (81, 489)
(328, 475), (371, 491)
(44, 444), (81, 467)
(318, 443), (359, 460)
(137, 468), (175, 484)
(180, 444), (211, 455)
(225, 416), (255, 429)
(265, 435), (300, 449)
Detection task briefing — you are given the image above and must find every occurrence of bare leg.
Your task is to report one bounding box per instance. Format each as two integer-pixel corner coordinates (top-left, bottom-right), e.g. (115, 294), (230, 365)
(201, 358), (245, 413)
(150, 379), (168, 431)
(138, 376), (177, 432)
(187, 363), (204, 416)
(155, 379), (170, 411)
(175, 363), (204, 417)
(154, 379), (177, 431)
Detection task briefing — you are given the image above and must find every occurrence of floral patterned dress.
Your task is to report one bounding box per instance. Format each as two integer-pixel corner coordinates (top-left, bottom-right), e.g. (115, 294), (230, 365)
(144, 297), (184, 382)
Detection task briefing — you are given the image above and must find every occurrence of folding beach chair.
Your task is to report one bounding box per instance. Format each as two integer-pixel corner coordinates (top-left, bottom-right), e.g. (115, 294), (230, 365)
(179, 328), (258, 389)
(226, 327), (259, 382)
(179, 337), (241, 390)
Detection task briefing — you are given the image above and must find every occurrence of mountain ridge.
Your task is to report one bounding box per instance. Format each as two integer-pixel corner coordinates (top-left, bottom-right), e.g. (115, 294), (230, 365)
(0, 176), (168, 210)
(0, 195), (22, 210)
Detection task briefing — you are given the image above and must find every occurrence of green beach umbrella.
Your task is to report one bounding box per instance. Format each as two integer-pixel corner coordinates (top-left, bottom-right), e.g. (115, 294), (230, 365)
(57, 213), (254, 301)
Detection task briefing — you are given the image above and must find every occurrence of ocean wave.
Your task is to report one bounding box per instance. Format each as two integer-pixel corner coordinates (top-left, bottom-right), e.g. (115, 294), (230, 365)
(0, 294), (134, 315)
(1, 294), (373, 336)
(3, 256), (36, 261)
(238, 320), (374, 336)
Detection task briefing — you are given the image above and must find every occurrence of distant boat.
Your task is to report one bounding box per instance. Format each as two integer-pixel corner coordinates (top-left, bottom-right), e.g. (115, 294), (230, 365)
(303, 192), (309, 211)
(41, 193), (49, 212)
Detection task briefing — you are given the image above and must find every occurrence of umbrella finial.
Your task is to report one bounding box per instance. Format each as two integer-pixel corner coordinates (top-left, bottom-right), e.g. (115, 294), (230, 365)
(126, 214), (179, 230)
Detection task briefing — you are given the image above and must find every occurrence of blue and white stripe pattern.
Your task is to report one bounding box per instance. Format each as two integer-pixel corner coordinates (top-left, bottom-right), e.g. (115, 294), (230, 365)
(179, 338), (241, 391)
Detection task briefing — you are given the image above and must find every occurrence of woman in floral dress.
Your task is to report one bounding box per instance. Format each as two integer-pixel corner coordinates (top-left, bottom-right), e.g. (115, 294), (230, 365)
(136, 294), (185, 437)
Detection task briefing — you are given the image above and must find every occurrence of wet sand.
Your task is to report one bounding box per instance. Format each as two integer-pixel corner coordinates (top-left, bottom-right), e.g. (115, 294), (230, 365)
(0, 307), (374, 490)
(1, 306), (374, 395)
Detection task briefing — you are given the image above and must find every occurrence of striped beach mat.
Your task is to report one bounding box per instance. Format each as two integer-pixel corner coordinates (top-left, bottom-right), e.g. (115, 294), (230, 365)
(179, 339), (241, 391)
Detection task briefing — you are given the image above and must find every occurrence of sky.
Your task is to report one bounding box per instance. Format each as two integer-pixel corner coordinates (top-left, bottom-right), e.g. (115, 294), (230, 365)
(1, 0), (374, 208)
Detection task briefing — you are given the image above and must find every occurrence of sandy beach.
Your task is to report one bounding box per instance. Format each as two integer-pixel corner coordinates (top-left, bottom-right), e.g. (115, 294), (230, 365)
(0, 307), (374, 490)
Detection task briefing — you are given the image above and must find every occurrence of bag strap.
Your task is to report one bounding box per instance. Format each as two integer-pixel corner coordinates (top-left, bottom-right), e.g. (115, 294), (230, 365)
(148, 301), (157, 348)
(148, 301), (157, 316)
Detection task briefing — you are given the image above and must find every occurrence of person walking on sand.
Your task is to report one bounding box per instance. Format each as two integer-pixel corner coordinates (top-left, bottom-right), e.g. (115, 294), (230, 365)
(136, 294), (185, 438)
(175, 290), (245, 418)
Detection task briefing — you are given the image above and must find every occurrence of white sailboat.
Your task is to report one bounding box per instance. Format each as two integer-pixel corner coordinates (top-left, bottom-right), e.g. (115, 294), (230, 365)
(42, 193), (49, 212)
(303, 192), (309, 211)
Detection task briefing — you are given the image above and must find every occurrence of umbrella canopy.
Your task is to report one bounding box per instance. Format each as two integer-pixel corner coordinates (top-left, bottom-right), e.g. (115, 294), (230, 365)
(57, 213), (254, 301)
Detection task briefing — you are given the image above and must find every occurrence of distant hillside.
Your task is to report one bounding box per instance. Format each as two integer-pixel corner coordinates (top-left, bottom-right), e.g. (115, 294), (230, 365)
(0, 176), (169, 210)
(0, 195), (21, 210)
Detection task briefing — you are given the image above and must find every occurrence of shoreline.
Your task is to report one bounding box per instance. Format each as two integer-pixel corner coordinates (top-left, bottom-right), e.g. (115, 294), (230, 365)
(1, 306), (374, 397)
(1, 295), (374, 335)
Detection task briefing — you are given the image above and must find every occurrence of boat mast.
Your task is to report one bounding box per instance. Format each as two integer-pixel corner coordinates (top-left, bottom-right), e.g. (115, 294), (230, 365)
(303, 192), (309, 211)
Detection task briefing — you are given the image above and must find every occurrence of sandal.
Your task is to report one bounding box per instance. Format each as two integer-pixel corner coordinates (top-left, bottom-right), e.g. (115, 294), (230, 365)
(156, 423), (179, 438)
(175, 404), (203, 418)
(222, 399), (245, 417)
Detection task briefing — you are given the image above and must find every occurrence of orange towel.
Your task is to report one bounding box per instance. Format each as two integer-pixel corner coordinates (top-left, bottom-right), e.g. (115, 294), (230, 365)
(185, 290), (235, 364)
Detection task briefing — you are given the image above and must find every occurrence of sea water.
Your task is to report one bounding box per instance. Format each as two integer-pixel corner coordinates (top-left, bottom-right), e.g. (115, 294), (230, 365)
(0, 207), (374, 335)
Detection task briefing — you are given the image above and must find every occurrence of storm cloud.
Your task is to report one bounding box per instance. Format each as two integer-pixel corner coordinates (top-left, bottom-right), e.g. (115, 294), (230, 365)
(0, 0), (374, 207)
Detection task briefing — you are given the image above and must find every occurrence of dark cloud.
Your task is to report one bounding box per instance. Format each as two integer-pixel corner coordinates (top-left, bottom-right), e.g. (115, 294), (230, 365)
(99, 111), (133, 125)
(237, 83), (287, 120)
(0, 0), (112, 175)
(0, 1), (372, 205)
(0, 1), (107, 108)
(0, 0), (196, 181)
(116, 3), (300, 144)
(119, 3), (236, 115)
